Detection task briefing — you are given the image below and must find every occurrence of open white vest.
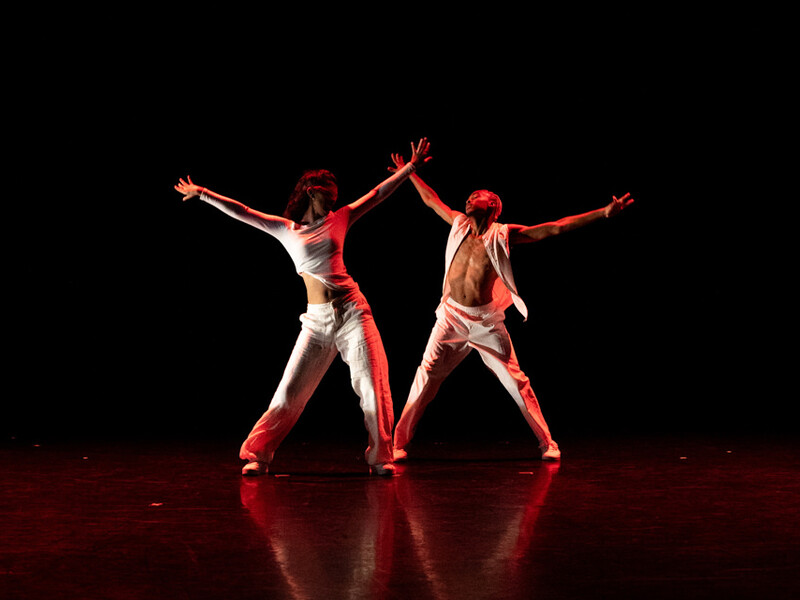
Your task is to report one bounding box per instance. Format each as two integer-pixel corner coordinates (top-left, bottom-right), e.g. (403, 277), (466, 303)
(440, 213), (528, 321)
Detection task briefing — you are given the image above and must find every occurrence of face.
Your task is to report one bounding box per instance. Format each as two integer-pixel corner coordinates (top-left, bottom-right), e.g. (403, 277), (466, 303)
(465, 191), (496, 218)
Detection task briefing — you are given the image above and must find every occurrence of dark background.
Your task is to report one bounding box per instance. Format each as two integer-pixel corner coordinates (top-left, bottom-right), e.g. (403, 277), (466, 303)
(5, 11), (793, 446)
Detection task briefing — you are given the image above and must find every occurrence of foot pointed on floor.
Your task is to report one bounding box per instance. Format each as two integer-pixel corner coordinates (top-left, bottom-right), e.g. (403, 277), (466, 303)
(540, 440), (561, 461)
(241, 461), (269, 476)
(369, 463), (396, 476)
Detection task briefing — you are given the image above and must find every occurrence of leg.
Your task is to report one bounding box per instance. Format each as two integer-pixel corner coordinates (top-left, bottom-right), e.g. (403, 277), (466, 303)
(336, 299), (396, 469)
(471, 318), (560, 459)
(394, 313), (472, 453)
(239, 312), (337, 468)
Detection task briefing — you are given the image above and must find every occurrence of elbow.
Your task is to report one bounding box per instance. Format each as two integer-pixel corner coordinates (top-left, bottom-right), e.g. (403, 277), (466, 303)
(541, 224), (562, 238)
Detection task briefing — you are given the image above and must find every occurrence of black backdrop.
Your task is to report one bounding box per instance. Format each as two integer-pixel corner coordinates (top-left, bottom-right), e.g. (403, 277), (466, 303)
(6, 14), (792, 445)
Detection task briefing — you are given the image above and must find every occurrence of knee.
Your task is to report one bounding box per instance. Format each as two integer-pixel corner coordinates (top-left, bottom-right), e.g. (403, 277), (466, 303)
(267, 388), (303, 417)
(419, 355), (449, 380)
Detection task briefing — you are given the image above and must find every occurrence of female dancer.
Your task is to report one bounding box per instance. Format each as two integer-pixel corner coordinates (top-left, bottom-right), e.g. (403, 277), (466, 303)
(174, 139), (430, 476)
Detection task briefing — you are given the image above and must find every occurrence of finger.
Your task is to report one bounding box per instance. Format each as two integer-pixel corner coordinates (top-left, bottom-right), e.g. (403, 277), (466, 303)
(618, 192), (630, 202)
(187, 175), (194, 185)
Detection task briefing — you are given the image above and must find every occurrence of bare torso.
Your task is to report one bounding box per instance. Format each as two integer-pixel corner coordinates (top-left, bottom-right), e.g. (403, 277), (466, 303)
(447, 233), (498, 306)
(301, 273), (346, 305)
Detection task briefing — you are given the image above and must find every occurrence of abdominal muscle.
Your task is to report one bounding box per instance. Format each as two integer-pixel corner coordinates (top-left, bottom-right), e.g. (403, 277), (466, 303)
(301, 272), (347, 305)
(447, 236), (498, 307)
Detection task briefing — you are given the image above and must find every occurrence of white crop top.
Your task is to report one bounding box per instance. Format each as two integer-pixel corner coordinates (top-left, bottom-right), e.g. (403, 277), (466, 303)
(198, 163), (415, 293)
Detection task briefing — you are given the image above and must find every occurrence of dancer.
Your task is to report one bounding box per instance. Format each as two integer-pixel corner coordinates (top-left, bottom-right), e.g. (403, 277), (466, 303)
(174, 138), (431, 476)
(389, 154), (633, 461)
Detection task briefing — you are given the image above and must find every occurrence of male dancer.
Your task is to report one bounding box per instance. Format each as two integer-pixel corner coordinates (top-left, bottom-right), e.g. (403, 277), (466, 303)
(390, 154), (633, 460)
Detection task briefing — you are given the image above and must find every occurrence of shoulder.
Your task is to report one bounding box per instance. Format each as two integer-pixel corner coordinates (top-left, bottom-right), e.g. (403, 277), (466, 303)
(332, 205), (353, 225)
(452, 211), (468, 227)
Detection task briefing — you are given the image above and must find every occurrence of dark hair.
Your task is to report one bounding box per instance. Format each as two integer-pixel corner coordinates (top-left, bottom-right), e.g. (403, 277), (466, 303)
(283, 169), (338, 223)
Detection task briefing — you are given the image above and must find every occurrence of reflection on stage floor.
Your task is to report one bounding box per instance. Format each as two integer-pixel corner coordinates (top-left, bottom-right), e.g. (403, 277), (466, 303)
(1, 434), (798, 599)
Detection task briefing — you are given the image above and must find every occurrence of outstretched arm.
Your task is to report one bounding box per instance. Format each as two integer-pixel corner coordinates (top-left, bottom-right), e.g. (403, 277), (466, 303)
(389, 153), (457, 225)
(174, 176), (291, 234)
(508, 193), (634, 245)
(347, 138), (431, 223)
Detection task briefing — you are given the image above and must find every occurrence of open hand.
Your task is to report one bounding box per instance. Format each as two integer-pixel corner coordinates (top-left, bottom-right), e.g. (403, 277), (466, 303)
(174, 176), (203, 201)
(388, 152), (406, 173)
(389, 137), (431, 172)
(409, 137), (431, 167)
(605, 192), (634, 218)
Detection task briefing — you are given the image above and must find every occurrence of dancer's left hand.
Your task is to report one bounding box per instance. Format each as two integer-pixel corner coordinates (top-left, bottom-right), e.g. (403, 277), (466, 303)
(174, 176), (203, 201)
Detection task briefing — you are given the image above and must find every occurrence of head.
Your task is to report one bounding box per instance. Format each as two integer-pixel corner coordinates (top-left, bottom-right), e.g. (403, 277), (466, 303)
(284, 169), (338, 222)
(465, 190), (502, 224)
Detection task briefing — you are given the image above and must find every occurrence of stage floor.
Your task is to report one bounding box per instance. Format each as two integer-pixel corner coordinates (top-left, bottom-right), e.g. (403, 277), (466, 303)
(1, 433), (798, 599)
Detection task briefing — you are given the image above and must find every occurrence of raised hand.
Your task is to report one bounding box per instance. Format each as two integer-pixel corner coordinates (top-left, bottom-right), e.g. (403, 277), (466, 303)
(389, 152), (407, 173)
(605, 192), (634, 218)
(174, 176), (203, 201)
(409, 137), (432, 167)
(390, 138), (431, 172)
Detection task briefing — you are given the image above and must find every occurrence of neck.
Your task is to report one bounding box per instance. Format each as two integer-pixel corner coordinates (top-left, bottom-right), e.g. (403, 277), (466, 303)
(301, 204), (329, 224)
(468, 214), (492, 236)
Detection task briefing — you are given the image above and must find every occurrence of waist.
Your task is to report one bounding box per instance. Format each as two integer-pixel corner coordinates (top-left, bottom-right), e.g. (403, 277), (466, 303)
(306, 289), (365, 312)
(302, 272), (359, 304)
(445, 297), (498, 316)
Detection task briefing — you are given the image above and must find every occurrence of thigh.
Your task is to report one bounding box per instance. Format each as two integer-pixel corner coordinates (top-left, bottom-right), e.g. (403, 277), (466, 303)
(335, 300), (389, 378)
(278, 313), (338, 397)
(418, 313), (472, 374)
(469, 315), (513, 363)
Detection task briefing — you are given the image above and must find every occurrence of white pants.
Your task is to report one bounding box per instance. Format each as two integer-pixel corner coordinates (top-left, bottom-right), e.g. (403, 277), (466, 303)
(239, 291), (394, 467)
(394, 298), (554, 450)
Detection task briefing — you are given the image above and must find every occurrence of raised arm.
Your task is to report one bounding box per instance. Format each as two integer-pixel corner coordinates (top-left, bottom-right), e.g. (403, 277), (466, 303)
(508, 193), (634, 245)
(389, 153), (457, 225)
(174, 176), (291, 234)
(347, 138), (431, 223)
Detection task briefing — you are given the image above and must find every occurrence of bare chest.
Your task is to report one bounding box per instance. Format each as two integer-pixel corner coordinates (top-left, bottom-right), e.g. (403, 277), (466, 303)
(449, 236), (495, 282)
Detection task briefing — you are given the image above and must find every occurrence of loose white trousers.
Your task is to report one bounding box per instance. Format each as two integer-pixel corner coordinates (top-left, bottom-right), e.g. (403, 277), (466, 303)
(394, 298), (554, 450)
(240, 292), (394, 467)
